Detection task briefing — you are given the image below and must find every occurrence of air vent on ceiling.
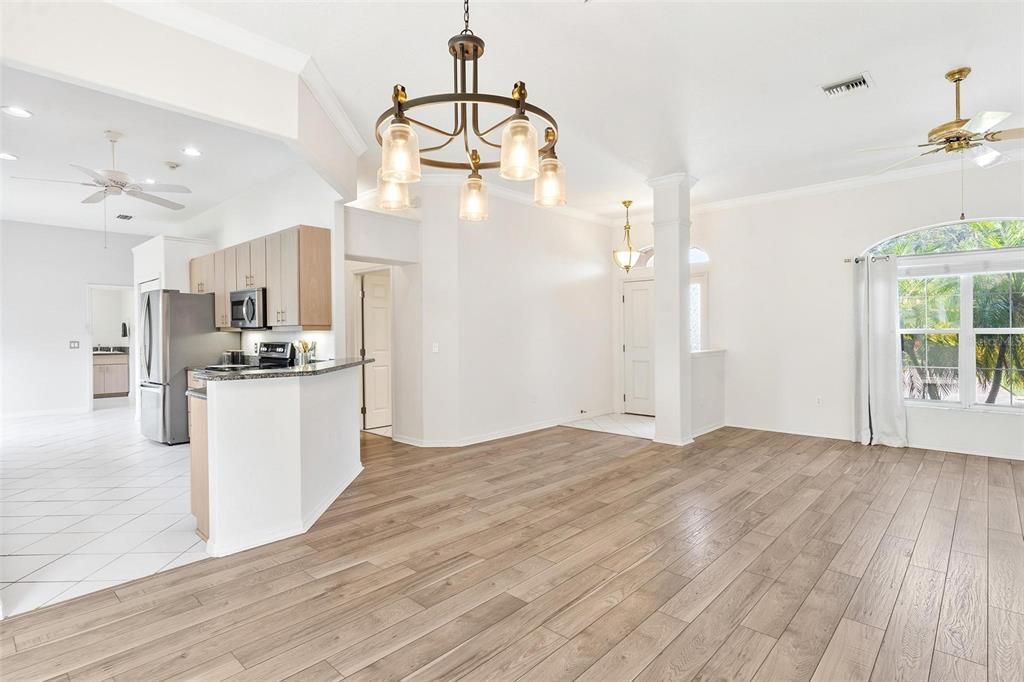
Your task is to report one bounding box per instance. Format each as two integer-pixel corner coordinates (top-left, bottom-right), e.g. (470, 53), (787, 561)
(115, 214), (133, 221)
(821, 73), (872, 98)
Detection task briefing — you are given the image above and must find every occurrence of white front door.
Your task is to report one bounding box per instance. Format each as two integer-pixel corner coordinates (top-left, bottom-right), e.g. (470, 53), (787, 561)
(362, 271), (392, 429)
(623, 279), (655, 416)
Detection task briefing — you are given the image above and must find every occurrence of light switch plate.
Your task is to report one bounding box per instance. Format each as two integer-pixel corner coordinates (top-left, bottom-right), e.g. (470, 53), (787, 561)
(431, 342), (439, 353)
(69, 340), (80, 349)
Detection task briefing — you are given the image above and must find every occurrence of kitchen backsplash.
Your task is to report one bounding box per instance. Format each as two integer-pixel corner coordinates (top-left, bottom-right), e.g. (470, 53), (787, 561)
(240, 329), (335, 359)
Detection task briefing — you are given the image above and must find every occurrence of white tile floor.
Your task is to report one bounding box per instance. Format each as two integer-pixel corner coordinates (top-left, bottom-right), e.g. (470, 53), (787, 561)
(0, 404), (208, 617)
(561, 412), (656, 439)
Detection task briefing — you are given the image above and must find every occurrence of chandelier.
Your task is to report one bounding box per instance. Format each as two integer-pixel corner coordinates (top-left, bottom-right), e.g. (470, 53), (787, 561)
(374, 0), (566, 220)
(613, 200), (639, 272)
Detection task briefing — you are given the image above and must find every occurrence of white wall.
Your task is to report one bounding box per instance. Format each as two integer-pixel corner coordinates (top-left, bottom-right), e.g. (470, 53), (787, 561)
(384, 183), (613, 446)
(692, 160), (1024, 455)
(1, 221), (147, 416)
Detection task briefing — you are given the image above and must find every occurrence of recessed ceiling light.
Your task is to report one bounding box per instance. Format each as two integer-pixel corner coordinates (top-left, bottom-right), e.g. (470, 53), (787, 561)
(181, 146), (202, 157)
(1, 106), (32, 119)
(144, 178), (156, 184)
(0, 152), (18, 161)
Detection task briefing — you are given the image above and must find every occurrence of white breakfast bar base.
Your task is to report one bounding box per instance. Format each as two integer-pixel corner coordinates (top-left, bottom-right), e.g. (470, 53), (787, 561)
(203, 362), (366, 557)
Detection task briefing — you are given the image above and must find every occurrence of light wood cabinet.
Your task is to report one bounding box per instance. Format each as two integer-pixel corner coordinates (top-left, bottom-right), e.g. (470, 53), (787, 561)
(93, 354), (129, 397)
(189, 225), (330, 331)
(186, 371), (209, 541)
(189, 253), (215, 294)
(265, 225), (331, 329)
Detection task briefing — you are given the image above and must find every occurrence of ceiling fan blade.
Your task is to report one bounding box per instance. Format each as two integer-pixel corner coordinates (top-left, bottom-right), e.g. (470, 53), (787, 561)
(9, 176), (97, 186)
(965, 144), (1002, 168)
(69, 164), (108, 184)
(963, 111), (1012, 135)
(126, 189), (185, 210)
(81, 189), (107, 204)
(857, 141), (940, 153)
(874, 146), (944, 175)
(137, 183), (191, 194)
(986, 127), (1024, 141)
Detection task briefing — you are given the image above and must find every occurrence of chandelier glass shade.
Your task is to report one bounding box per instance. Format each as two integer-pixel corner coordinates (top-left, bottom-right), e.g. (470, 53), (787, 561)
(377, 168), (410, 210)
(613, 200), (640, 272)
(374, 0), (562, 220)
(534, 156), (566, 207)
(459, 173), (489, 221)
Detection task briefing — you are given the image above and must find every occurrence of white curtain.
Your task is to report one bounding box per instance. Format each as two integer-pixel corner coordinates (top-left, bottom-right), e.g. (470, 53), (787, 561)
(854, 256), (908, 447)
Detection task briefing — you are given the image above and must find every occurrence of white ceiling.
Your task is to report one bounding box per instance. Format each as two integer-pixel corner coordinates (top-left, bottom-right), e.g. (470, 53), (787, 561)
(182, 0), (1024, 215)
(0, 67), (300, 235)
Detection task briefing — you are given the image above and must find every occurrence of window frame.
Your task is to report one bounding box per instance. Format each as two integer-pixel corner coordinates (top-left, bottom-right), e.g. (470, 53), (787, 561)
(896, 247), (1024, 412)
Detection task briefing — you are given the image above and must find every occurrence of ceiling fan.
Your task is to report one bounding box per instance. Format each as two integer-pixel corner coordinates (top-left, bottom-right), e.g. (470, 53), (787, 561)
(11, 130), (192, 210)
(866, 67), (1024, 174)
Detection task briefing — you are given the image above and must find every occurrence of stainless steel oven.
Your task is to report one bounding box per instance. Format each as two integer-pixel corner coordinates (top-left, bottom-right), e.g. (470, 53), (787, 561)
(230, 288), (267, 329)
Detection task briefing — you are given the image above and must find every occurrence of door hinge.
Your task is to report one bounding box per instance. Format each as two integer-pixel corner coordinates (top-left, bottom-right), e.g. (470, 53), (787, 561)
(360, 347), (366, 358)
(360, 406), (367, 415)
(360, 289), (366, 298)
(622, 295), (625, 303)
(623, 393), (626, 402)
(622, 344), (626, 353)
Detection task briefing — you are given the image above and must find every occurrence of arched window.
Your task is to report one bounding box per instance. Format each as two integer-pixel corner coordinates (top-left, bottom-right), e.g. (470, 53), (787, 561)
(871, 219), (1024, 408)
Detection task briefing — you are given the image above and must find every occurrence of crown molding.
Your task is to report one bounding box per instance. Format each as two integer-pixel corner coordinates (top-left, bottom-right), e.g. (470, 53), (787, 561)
(692, 149), (1024, 215)
(110, 1), (367, 158)
(299, 61), (368, 157)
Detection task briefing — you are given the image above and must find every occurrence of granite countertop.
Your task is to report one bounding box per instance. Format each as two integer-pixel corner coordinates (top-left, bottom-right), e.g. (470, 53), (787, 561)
(93, 351), (129, 356)
(193, 357), (373, 382)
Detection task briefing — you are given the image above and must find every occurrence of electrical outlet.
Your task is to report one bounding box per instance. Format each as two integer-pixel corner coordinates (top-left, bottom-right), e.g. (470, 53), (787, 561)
(69, 340), (80, 349)
(431, 342), (439, 353)
(815, 396), (823, 406)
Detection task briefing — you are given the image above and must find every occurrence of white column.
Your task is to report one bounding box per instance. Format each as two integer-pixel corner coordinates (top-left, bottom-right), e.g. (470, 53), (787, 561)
(332, 200), (347, 358)
(649, 172), (694, 446)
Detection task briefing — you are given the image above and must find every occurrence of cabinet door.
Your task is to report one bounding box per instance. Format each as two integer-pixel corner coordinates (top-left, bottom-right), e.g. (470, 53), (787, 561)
(250, 238), (267, 288)
(93, 363), (106, 396)
(279, 228), (300, 326)
(234, 242), (250, 289)
(214, 250), (228, 327)
(265, 232), (282, 324)
(200, 253), (215, 295)
(107, 363), (129, 393)
(189, 258), (203, 294)
(188, 396), (209, 540)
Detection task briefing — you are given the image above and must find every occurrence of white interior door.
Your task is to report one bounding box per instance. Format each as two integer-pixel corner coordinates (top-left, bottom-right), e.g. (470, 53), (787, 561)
(623, 279), (655, 416)
(362, 271), (392, 429)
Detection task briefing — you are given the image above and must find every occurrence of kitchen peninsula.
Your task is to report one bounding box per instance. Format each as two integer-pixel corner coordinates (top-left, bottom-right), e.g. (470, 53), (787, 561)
(188, 358), (372, 556)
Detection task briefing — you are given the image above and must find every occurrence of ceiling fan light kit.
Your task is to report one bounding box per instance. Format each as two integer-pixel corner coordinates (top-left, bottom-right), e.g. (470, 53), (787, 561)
(374, 0), (565, 220)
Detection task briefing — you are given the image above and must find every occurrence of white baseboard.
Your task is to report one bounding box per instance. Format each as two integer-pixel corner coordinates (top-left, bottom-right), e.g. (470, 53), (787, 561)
(692, 421), (726, 438)
(206, 523), (304, 558)
(301, 464), (363, 530)
(723, 421), (852, 442)
(393, 414), (579, 449)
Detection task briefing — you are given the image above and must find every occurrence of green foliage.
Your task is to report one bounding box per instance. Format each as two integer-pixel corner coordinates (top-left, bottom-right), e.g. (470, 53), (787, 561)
(886, 220), (1024, 406)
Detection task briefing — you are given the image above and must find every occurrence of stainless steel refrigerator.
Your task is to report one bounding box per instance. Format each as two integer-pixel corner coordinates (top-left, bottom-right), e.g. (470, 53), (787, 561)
(139, 290), (237, 444)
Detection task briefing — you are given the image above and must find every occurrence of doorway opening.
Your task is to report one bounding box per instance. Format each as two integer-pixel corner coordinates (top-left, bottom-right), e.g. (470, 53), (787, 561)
(87, 284), (134, 411)
(352, 266), (393, 437)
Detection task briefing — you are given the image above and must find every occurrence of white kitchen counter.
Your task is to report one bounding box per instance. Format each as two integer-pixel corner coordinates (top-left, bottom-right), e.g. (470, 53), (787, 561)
(203, 359), (371, 556)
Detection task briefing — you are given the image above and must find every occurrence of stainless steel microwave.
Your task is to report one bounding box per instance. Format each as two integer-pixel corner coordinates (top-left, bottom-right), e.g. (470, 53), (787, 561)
(230, 288), (267, 329)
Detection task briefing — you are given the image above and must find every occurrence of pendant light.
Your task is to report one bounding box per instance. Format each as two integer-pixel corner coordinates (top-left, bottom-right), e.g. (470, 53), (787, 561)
(376, 168), (410, 210)
(459, 150), (489, 221)
(612, 200), (640, 272)
(534, 127), (566, 207)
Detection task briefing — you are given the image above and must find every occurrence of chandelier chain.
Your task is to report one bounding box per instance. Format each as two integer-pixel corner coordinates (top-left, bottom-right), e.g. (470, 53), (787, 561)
(462, 0), (473, 35)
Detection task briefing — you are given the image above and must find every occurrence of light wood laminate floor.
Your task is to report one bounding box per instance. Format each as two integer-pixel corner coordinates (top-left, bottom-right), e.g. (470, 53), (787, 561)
(2, 426), (1023, 681)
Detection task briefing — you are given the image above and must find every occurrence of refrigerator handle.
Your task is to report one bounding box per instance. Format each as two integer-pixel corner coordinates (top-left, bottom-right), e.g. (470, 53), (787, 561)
(143, 295), (153, 377)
